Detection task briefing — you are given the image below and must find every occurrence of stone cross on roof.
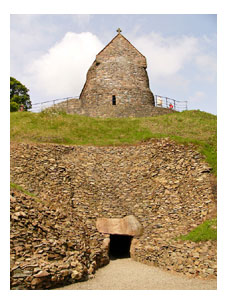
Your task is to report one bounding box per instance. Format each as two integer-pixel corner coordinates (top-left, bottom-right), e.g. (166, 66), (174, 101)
(116, 28), (122, 34)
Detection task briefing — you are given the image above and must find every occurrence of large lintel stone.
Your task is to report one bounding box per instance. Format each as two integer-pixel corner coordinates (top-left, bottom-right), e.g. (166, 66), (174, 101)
(96, 215), (143, 236)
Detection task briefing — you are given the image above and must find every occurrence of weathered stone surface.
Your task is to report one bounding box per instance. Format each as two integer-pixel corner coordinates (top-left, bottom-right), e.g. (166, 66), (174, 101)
(101, 238), (110, 250)
(10, 195), (16, 203)
(80, 32), (154, 111)
(10, 138), (217, 289)
(52, 100), (174, 118)
(96, 215), (143, 236)
(34, 270), (50, 278)
(10, 188), (109, 290)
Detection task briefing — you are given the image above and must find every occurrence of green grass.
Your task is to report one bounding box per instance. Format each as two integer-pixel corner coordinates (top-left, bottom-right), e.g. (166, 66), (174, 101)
(10, 182), (38, 198)
(178, 218), (217, 242)
(10, 110), (152, 146)
(10, 182), (52, 207)
(10, 109), (217, 174)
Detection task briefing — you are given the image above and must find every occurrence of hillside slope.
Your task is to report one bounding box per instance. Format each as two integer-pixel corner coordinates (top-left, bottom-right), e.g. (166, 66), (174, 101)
(10, 110), (217, 173)
(10, 110), (217, 289)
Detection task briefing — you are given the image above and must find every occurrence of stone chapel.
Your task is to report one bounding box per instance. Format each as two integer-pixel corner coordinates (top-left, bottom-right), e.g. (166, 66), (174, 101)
(54, 29), (175, 117)
(79, 29), (155, 115)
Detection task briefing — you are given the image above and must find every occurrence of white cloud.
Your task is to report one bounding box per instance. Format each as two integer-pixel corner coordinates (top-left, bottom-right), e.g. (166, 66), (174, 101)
(130, 32), (216, 102)
(132, 33), (199, 79)
(26, 32), (104, 99)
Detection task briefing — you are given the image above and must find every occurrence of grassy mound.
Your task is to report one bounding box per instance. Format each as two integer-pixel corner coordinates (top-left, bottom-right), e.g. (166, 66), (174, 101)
(10, 109), (217, 174)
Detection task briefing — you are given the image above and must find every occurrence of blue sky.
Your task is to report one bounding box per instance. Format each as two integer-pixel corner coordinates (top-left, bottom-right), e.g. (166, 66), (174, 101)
(10, 14), (217, 114)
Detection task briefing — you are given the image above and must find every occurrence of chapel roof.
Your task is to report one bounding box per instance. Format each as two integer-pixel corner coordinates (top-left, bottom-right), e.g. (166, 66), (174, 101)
(96, 29), (146, 59)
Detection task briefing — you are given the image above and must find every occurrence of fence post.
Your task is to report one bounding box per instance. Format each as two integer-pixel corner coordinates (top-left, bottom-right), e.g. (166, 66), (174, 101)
(165, 97), (168, 108)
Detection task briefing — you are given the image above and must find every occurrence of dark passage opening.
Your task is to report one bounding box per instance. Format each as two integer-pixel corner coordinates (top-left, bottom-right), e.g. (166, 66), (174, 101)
(112, 95), (116, 105)
(109, 234), (133, 259)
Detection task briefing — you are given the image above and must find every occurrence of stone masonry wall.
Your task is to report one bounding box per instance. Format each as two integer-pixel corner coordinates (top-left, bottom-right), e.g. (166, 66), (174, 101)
(10, 139), (217, 289)
(80, 33), (154, 110)
(50, 99), (173, 118)
(52, 98), (82, 114)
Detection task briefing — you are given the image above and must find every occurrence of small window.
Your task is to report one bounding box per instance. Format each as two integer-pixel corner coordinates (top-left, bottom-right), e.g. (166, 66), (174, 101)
(112, 95), (116, 105)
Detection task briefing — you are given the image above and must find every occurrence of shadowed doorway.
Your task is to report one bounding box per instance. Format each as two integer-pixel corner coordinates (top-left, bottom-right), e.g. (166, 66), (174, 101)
(109, 234), (133, 259)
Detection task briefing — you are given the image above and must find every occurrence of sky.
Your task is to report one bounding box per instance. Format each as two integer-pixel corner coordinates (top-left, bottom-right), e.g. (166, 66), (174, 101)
(10, 14), (217, 114)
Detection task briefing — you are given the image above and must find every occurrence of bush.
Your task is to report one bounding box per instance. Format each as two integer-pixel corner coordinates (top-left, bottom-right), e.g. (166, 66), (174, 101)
(10, 77), (31, 111)
(10, 102), (19, 112)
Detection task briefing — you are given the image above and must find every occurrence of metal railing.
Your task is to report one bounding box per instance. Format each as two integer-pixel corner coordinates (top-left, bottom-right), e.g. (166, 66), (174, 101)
(29, 94), (188, 113)
(29, 96), (80, 112)
(154, 95), (188, 111)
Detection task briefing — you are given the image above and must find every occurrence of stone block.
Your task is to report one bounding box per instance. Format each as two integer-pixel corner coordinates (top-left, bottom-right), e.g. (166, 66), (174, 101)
(96, 215), (143, 236)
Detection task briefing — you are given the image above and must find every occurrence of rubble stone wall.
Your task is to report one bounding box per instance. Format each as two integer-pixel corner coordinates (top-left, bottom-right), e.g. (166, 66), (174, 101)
(51, 99), (173, 118)
(10, 139), (217, 289)
(79, 33), (154, 112)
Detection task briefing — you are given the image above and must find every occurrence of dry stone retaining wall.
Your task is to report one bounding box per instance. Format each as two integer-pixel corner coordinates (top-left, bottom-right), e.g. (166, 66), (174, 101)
(10, 139), (217, 289)
(10, 190), (109, 290)
(52, 98), (82, 114)
(50, 100), (174, 118)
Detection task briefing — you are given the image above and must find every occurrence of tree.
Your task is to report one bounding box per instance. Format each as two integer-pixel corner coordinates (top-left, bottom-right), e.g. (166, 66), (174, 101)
(10, 77), (32, 111)
(10, 101), (19, 112)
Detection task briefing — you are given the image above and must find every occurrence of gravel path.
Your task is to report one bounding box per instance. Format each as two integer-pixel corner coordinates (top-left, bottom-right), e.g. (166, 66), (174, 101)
(56, 258), (217, 290)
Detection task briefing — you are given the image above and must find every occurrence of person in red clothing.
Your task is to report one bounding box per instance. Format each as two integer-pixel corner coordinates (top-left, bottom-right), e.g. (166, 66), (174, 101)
(169, 103), (173, 109)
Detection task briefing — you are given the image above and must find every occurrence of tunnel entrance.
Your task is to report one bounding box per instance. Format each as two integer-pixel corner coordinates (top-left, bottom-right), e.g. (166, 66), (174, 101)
(109, 234), (133, 259)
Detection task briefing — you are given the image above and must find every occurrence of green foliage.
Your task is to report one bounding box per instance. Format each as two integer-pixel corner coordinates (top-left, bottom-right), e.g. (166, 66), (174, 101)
(178, 219), (217, 242)
(10, 101), (19, 112)
(10, 111), (152, 146)
(10, 109), (217, 173)
(10, 77), (31, 111)
(141, 110), (217, 174)
(10, 182), (37, 198)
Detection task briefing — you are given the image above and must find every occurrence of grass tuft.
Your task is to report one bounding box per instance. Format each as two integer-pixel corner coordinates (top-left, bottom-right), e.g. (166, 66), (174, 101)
(178, 218), (217, 242)
(10, 182), (37, 198)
